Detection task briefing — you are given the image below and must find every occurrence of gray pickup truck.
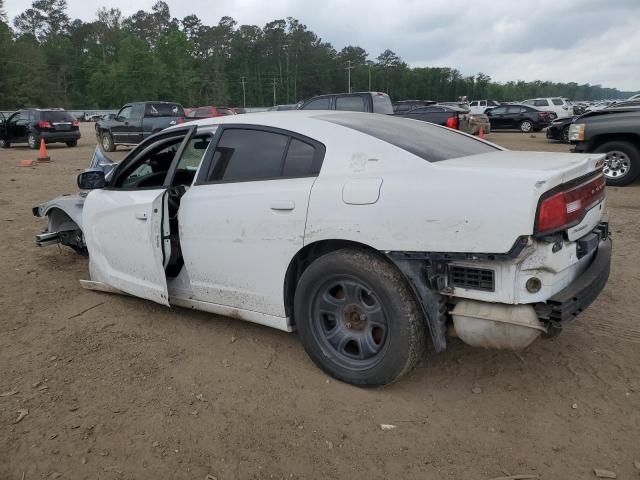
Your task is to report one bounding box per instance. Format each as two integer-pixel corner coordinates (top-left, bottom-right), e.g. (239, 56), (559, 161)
(95, 101), (185, 152)
(570, 106), (640, 186)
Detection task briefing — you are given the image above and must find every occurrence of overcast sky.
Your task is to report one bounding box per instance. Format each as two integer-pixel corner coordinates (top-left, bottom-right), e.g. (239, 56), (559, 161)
(5, 0), (639, 92)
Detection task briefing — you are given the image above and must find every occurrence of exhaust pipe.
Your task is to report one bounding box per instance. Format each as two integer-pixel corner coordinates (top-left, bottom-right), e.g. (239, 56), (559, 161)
(36, 231), (60, 247)
(451, 300), (546, 350)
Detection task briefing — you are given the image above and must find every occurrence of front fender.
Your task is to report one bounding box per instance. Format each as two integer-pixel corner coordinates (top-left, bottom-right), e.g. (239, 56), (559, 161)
(33, 194), (85, 231)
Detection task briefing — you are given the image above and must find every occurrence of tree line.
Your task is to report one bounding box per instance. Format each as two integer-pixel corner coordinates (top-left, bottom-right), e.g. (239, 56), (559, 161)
(0, 0), (636, 110)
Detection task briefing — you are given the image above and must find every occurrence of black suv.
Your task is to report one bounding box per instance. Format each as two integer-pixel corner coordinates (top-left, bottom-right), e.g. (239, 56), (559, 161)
(0, 109), (80, 149)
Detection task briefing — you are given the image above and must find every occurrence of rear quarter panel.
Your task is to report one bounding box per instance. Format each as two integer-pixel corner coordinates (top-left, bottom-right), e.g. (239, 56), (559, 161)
(304, 134), (546, 254)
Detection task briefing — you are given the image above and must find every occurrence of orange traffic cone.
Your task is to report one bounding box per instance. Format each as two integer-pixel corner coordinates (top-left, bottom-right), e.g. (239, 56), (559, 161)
(37, 138), (50, 162)
(478, 127), (484, 139)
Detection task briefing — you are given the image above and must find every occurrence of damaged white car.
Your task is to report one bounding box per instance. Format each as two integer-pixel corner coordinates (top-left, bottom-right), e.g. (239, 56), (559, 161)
(33, 111), (611, 386)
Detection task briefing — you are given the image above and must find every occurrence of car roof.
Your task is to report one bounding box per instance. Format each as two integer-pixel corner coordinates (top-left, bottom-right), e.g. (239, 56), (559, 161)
(165, 110), (433, 144)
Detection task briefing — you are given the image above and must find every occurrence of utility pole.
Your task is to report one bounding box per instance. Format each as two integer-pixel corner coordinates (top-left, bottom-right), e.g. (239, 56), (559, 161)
(272, 77), (277, 106)
(240, 76), (246, 108)
(346, 60), (354, 93)
(368, 64), (371, 91)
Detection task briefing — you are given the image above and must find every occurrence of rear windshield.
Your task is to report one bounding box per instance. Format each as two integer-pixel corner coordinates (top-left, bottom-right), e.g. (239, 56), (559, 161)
(41, 111), (74, 122)
(144, 103), (185, 117)
(318, 113), (498, 162)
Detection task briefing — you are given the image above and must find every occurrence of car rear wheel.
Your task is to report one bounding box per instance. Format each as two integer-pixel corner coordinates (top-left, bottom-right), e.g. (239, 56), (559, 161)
(561, 126), (570, 143)
(27, 133), (39, 149)
(101, 132), (115, 152)
(0, 139), (9, 148)
(66, 140), (78, 147)
(294, 248), (426, 387)
(595, 141), (640, 186)
(519, 121), (533, 133)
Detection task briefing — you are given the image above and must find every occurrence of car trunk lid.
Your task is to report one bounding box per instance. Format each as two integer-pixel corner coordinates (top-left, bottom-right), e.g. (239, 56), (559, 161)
(438, 150), (606, 239)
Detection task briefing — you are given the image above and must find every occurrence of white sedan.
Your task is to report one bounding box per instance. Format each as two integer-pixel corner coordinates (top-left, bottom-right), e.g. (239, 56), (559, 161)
(34, 111), (611, 386)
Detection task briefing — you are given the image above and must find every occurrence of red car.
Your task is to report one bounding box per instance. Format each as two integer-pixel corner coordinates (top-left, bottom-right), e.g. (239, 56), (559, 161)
(184, 106), (236, 121)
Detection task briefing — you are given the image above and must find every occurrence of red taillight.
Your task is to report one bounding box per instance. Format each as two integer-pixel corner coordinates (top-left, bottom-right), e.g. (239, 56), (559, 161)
(535, 173), (605, 234)
(176, 117), (185, 124)
(38, 121), (52, 128)
(446, 116), (458, 129)
(72, 118), (79, 126)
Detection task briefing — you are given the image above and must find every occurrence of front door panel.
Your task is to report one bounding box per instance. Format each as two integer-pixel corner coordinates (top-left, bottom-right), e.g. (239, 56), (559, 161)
(83, 188), (170, 305)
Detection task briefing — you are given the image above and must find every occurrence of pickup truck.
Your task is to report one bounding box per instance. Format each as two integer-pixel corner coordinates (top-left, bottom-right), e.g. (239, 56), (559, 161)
(298, 92), (394, 114)
(95, 101), (185, 152)
(569, 106), (640, 186)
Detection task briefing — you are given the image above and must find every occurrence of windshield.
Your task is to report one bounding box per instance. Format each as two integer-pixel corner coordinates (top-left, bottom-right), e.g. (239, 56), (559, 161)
(317, 113), (498, 162)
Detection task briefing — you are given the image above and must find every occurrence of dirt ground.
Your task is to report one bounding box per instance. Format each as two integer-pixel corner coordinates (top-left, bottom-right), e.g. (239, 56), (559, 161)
(1, 124), (639, 480)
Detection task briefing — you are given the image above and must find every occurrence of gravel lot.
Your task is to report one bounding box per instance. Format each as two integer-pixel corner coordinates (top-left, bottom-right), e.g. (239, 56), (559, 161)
(1, 124), (639, 480)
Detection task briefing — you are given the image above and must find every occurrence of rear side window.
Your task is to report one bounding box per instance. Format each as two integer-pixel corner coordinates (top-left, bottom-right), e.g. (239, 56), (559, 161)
(552, 98), (564, 106)
(41, 111), (74, 122)
(207, 129), (288, 182)
(302, 98), (331, 110)
(283, 139), (316, 177)
(145, 103), (185, 117)
(195, 107), (211, 116)
(336, 96), (366, 112)
(534, 100), (549, 107)
(318, 113), (498, 162)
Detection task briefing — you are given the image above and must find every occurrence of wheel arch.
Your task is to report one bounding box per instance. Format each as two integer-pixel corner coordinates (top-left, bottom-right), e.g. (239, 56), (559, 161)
(283, 238), (449, 353)
(45, 206), (81, 233)
(283, 239), (394, 324)
(588, 132), (640, 152)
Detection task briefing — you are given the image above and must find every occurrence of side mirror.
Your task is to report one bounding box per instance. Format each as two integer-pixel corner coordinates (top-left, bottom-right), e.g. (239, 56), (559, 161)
(77, 169), (106, 190)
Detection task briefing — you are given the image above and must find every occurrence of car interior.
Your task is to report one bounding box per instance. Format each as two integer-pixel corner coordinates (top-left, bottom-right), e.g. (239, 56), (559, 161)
(113, 133), (211, 277)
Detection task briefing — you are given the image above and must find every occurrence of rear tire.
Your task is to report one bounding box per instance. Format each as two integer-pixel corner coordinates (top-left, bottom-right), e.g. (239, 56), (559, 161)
(101, 131), (115, 152)
(519, 121), (533, 133)
(66, 140), (78, 147)
(294, 248), (427, 387)
(595, 141), (640, 186)
(27, 133), (39, 149)
(561, 126), (570, 143)
(0, 139), (9, 148)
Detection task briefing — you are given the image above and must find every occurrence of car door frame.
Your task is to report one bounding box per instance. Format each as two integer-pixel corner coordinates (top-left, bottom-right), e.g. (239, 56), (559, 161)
(84, 125), (198, 305)
(179, 123), (326, 320)
(7, 111), (29, 141)
(111, 104), (134, 144)
(194, 123), (326, 186)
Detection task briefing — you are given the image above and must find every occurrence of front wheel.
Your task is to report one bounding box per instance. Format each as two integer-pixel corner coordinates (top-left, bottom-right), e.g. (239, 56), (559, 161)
(101, 131), (115, 152)
(519, 120), (533, 133)
(294, 248), (427, 387)
(0, 139), (9, 148)
(561, 126), (570, 143)
(595, 141), (640, 186)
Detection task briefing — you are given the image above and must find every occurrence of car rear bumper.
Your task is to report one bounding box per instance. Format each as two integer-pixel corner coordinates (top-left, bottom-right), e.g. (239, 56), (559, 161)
(534, 234), (611, 328)
(41, 130), (81, 142)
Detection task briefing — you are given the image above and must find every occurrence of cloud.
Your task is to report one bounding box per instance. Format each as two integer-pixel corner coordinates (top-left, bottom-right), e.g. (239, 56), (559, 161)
(5, 0), (639, 91)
